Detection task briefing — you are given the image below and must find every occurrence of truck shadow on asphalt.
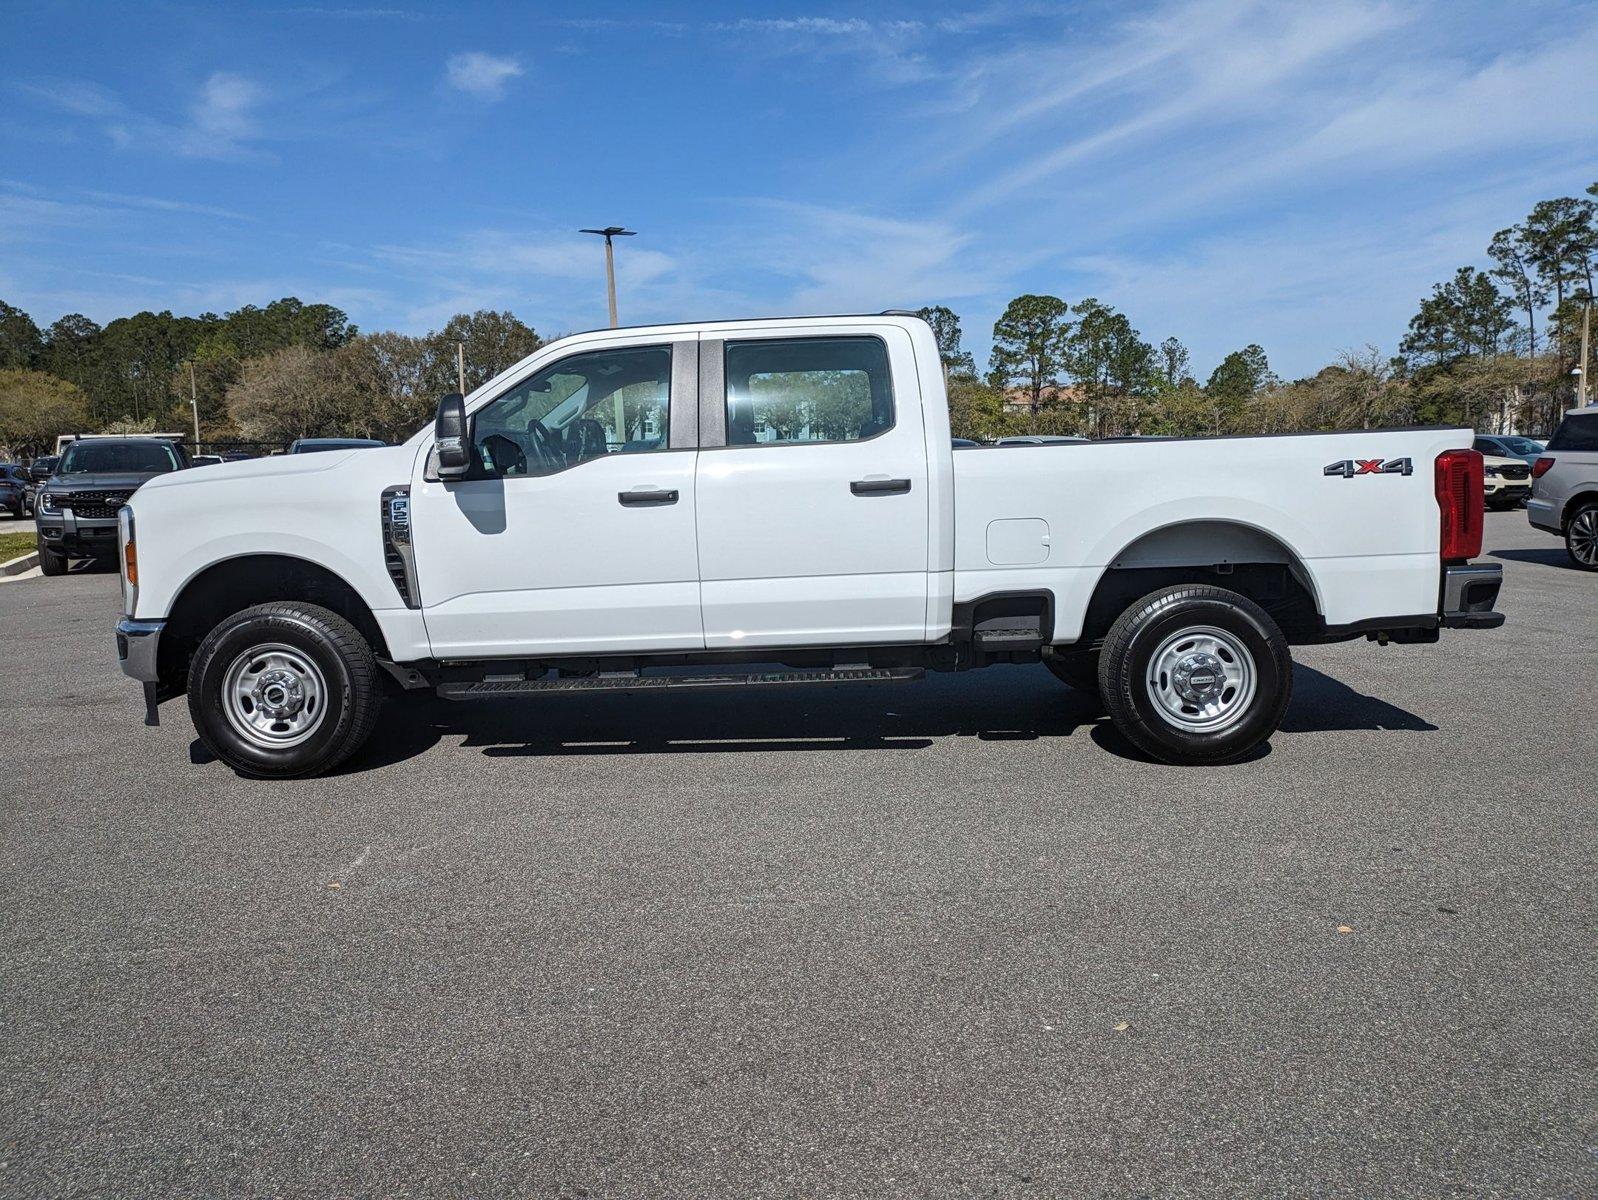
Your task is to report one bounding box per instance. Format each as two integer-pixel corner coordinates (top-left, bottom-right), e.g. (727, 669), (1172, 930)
(303, 662), (1437, 774)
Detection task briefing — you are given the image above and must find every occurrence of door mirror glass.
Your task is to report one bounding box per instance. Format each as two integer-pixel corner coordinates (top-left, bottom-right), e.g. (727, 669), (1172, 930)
(435, 393), (471, 478)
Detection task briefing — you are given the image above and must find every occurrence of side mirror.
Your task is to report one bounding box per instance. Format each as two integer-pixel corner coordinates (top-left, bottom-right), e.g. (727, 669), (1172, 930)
(434, 393), (471, 478)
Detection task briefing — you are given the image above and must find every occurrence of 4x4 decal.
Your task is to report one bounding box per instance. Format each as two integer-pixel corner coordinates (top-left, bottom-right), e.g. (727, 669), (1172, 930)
(1324, 457), (1412, 478)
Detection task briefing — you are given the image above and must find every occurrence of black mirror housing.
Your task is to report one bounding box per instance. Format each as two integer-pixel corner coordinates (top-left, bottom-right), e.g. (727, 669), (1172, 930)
(435, 393), (471, 477)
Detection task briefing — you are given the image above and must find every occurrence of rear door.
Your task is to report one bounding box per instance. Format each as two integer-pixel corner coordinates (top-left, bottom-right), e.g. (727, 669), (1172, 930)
(694, 325), (930, 648)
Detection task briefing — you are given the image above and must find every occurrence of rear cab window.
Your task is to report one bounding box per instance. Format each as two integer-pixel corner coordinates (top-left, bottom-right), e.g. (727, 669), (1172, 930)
(724, 336), (894, 446)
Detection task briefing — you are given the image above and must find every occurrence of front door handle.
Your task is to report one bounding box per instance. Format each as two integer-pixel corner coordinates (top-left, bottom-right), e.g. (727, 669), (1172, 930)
(850, 478), (912, 496)
(618, 488), (679, 506)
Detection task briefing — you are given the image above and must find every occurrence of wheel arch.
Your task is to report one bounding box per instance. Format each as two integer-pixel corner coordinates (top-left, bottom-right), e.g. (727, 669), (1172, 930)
(1561, 489), (1598, 528)
(157, 553), (390, 696)
(1078, 519), (1325, 645)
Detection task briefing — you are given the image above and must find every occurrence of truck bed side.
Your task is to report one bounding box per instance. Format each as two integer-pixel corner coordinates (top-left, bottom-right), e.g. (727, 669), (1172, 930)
(951, 430), (1468, 642)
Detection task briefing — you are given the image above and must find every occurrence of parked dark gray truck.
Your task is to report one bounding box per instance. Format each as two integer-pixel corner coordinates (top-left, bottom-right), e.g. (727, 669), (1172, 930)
(35, 437), (190, 575)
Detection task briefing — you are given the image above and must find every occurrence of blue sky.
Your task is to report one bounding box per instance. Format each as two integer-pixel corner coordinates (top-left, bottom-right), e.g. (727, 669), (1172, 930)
(2, 0), (1595, 379)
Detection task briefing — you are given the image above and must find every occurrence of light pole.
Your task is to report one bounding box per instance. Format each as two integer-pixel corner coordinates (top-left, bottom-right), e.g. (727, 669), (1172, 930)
(1578, 300), (1591, 408)
(187, 360), (202, 455)
(579, 226), (635, 328)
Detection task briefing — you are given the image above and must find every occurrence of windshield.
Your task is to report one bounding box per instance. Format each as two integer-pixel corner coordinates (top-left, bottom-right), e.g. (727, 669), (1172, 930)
(1500, 437), (1544, 454)
(58, 440), (183, 474)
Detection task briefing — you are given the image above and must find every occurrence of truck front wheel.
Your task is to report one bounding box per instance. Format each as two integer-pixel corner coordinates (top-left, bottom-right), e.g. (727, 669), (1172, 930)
(1098, 585), (1292, 766)
(187, 602), (382, 778)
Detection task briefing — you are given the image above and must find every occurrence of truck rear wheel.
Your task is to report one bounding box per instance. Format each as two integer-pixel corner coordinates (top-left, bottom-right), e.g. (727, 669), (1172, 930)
(187, 602), (382, 778)
(1098, 585), (1292, 766)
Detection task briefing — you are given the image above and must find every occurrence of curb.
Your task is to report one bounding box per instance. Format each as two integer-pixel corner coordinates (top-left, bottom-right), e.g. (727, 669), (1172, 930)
(1, 551), (40, 577)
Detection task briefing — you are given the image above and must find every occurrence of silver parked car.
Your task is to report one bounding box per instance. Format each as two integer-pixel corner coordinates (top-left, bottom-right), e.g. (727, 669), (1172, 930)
(1528, 405), (1598, 570)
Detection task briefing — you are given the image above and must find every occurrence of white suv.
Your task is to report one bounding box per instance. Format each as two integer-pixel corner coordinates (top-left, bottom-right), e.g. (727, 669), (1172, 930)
(1528, 405), (1598, 569)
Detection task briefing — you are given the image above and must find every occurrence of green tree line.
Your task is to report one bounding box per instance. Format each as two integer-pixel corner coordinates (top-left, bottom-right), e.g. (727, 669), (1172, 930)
(0, 300), (541, 456)
(931, 179), (1596, 441)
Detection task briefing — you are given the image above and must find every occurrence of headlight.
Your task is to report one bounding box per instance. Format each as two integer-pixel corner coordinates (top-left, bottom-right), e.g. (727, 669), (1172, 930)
(1482, 466), (1499, 477)
(38, 491), (60, 513)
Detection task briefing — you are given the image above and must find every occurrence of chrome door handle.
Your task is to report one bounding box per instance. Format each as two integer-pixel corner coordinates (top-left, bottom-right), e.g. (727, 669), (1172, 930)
(618, 488), (679, 506)
(850, 478), (911, 495)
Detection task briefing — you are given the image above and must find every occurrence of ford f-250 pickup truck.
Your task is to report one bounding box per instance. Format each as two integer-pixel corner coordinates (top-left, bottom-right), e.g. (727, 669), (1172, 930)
(114, 313), (1504, 777)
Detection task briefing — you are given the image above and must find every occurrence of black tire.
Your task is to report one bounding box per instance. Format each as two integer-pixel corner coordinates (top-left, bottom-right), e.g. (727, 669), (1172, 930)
(1042, 649), (1103, 702)
(1098, 585), (1292, 766)
(187, 602), (382, 778)
(1566, 503), (1598, 571)
(37, 541), (67, 576)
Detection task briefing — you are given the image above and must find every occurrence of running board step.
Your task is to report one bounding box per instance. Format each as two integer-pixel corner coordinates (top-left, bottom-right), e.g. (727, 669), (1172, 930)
(438, 667), (925, 700)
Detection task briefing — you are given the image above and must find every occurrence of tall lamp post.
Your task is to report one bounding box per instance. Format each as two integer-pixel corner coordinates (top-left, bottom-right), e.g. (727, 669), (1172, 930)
(579, 226), (635, 328)
(186, 360), (202, 455)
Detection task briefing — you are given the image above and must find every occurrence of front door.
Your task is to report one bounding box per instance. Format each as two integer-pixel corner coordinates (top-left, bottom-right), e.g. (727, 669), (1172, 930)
(694, 327), (931, 648)
(409, 336), (703, 659)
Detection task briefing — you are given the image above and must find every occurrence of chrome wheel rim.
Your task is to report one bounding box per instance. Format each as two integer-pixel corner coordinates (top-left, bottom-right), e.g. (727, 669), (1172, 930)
(1145, 625), (1257, 732)
(221, 643), (329, 749)
(1571, 510), (1598, 566)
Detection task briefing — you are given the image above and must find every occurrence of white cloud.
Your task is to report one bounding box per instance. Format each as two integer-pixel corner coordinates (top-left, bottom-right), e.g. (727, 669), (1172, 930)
(444, 52), (523, 101)
(14, 71), (272, 160)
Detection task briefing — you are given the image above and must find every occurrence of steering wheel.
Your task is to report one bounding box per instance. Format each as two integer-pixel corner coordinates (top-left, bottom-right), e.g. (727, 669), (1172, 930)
(480, 433), (526, 476)
(524, 421), (560, 472)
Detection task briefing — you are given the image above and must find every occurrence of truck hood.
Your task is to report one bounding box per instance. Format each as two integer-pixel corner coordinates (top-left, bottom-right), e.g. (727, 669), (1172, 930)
(139, 445), (414, 491)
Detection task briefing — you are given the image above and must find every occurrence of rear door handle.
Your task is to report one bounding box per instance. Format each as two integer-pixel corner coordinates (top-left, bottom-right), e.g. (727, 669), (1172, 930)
(618, 488), (679, 506)
(850, 478), (912, 495)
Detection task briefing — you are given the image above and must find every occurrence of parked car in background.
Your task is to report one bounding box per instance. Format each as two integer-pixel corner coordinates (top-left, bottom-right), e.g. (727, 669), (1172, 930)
(1481, 452), (1533, 510)
(951, 438), (981, 448)
(1474, 434), (1545, 467)
(1, 464), (32, 517)
(35, 437), (190, 576)
(190, 455), (224, 467)
(1528, 405), (1598, 570)
(286, 437), (386, 454)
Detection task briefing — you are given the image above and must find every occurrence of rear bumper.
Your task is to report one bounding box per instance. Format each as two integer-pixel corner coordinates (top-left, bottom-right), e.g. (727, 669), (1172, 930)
(116, 619), (165, 682)
(1526, 497), (1560, 533)
(1440, 563), (1503, 629)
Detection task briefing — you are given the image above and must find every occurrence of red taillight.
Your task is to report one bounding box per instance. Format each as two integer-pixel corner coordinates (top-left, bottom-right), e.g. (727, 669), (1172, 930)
(1435, 448), (1483, 562)
(1532, 456), (1555, 478)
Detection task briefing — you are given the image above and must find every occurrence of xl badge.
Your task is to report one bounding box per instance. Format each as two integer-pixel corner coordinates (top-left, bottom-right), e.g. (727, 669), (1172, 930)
(1324, 457), (1412, 478)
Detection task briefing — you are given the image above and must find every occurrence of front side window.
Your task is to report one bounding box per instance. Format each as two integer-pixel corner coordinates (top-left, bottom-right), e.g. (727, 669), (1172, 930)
(469, 345), (671, 477)
(724, 337), (893, 446)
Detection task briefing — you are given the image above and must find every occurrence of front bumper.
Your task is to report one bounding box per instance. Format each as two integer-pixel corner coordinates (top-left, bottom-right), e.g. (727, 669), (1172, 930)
(1485, 482), (1529, 503)
(37, 511), (119, 555)
(116, 619), (165, 682)
(1440, 563), (1504, 629)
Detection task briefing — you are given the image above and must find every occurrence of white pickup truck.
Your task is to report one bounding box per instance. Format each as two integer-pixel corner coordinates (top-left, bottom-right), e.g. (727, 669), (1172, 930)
(114, 313), (1503, 776)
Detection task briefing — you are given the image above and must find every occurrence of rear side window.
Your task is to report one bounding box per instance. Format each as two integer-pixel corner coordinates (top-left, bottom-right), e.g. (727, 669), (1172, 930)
(1547, 414), (1598, 452)
(724, 336), (894, 446)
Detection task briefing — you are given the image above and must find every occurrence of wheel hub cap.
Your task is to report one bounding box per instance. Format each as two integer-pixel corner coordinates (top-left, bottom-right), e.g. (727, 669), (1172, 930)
(1145, 625), (1258, 733)
(1171, 651), (1226, 704)
(221, 643), (328, 749)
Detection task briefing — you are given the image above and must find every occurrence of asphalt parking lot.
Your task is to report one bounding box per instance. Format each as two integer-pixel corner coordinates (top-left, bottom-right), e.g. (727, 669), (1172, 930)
(1, 509), (1593, 1198)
